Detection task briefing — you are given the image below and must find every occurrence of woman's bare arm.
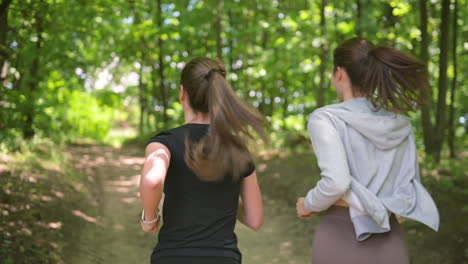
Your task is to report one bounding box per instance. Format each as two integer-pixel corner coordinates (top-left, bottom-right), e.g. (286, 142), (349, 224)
(139, 142), (170, 232)
(237, 171), (263, 231)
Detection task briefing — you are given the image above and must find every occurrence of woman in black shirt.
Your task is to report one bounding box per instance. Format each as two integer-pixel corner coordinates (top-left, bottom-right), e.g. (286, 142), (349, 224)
(139, 57), (266, 264)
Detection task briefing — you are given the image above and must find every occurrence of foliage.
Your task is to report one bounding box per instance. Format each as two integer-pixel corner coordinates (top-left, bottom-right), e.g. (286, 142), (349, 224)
(0, 0), (465, 153)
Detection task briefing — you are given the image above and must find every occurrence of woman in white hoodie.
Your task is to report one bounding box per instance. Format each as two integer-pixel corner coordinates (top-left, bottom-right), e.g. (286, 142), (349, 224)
(296, 38), (439, 264)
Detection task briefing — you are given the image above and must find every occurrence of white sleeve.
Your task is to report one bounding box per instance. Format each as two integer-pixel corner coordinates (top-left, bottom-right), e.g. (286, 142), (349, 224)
(303, 112), (352, 212)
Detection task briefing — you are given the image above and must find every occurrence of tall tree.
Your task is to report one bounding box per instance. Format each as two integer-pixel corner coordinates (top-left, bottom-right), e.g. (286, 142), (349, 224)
(215, 0), (224, 60)
(419, 0), (436, 154)
(448, 0), (458, 158)
(0, 0), (12, 133)
(243, 2), (254, 97)
(317, 0), (328, 108)
(138, 65), (147, 134)
(0, 0), (12, 83)
(155, 0), (168, 127)
(0, 0), (12, 130)
(433, 0), (451, 161)
(227, 9), (236, 73)
(131, 0), (149, 134)
(418, 0), (452, 161)
(23, 1), (46, 138)
(355, 0), (362, 37)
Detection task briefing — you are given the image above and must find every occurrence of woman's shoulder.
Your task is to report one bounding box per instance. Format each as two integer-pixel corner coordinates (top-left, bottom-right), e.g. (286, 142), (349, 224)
(146, 124), (187, 145)
(307, 98), (400, 124)
(307, 103), (344, 123)
(151, 123), (204, 136)
(148, 126), (178, 140)
(147, 124), (209, 144)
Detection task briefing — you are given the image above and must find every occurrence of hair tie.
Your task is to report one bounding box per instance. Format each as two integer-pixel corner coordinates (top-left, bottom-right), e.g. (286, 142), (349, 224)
(206, 69), (222, 79)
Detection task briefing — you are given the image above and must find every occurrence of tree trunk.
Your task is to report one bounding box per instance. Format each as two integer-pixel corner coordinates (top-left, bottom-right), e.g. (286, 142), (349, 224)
(433, 0), (451, 161)
(383, 3), (397, 28)
(131, 0), (146, 134)
(448, 0), (458, 158)
(419, 0), (437, 155)
(215, 0), (223, 60)
(317, 0), (327, 108)
(227, 9), (234, 72)
(419, 0), (429, 64)
(0, 0), (13, 85)
(156, 0), (168, 128)
(243, 2), (253, 98)
(24, 3), (44, 139)
(0, 0), (12, 130)
(11, 52), (22, 90)
(281, 78), (289, 130)
(355, 0), (362, 37)
(138, 65), (147, 134)
(180, 0), (192, 58)
(269, 48), (278, 118)
(150, 65), (160, 130)
(258, 8), (269, 115)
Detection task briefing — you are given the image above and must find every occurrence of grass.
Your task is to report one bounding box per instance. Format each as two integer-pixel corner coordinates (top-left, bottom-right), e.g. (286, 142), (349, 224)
(0, 137), (97, 264)
(406, 151), (468, 263)
(236, 150), (320, 264)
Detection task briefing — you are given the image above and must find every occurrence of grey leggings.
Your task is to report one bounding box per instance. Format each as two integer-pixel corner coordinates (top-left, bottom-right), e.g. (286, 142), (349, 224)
(311, 206), (409, 264)
(151, 256), (239, 264)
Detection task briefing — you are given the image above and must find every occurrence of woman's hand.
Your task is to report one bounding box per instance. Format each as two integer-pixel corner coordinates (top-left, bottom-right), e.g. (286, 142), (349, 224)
(141, 220), (160, 232)
(140, 211), (161, 232)
(296, 197), (317, 219)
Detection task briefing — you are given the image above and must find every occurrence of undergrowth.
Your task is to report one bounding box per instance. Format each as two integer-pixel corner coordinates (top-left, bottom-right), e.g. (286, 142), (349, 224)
(0, 136), (94, 264)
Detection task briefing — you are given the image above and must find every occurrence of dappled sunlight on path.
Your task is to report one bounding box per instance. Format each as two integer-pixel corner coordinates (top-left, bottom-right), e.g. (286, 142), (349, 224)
(2, 143), (463, 263)
(65, 145), (318, 264)
(62, 145), (463, 264)
(67, 145), (154, 264)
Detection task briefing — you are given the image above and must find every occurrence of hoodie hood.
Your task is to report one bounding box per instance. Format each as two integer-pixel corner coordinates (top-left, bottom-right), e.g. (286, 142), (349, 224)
(317, 98), (412, 150)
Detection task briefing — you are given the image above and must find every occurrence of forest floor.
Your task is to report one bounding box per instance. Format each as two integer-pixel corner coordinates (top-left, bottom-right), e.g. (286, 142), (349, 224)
(1, 144), (467, 264)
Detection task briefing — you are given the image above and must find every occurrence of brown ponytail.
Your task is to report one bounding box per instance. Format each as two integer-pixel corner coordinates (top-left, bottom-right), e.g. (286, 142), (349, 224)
(181, 57), (267, 182)
(333, 38), (430, 112)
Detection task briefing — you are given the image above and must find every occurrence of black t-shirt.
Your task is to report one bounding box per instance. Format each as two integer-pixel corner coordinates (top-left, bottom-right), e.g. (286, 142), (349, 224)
(147, 123), (255, 261)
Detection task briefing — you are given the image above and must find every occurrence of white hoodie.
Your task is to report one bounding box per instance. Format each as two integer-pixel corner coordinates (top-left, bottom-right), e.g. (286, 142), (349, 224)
(304, 97), (439, 241)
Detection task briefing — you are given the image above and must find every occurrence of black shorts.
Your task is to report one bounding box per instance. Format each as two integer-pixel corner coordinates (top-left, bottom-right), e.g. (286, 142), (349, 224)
(151, 256), (240, 264)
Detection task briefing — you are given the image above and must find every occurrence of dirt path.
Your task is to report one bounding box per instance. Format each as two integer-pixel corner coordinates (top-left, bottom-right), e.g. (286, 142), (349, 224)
(65, 145), (314, 264)
(2, 142), (463, 263)
(63, 144), (465, 264)
(66, 145), (154, 264)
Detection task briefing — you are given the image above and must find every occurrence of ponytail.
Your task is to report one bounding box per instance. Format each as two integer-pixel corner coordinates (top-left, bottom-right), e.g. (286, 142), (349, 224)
(182, 57), (266, 182)
(334, 38), (430, 112)
(365, 47), (430, 112)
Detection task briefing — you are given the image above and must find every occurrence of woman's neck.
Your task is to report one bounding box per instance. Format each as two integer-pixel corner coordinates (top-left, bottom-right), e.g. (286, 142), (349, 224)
(343, 94), (366, 102)
(342, 87), (366, 102)
(184, 110), (210, 124)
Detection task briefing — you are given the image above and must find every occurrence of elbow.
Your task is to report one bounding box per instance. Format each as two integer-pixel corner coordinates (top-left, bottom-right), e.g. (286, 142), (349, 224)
(335, 178), (351, 195)
(141, 176), (164, 190)
(249, 219), (263, 232)
(240, 213), (263, 232)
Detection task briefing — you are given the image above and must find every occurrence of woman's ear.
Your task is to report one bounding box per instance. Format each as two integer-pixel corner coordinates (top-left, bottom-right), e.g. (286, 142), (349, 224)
(336, 67), (345, 81)
(179, 85), (186, 102)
